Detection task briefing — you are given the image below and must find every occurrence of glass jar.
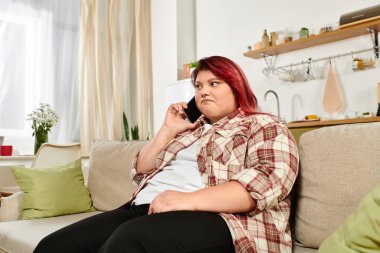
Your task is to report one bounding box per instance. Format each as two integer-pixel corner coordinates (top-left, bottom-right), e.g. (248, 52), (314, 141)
(299, 27), (309, 39)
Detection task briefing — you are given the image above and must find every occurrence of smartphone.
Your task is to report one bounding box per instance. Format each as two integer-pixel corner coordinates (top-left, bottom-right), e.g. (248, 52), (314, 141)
(183, 97), (202, 123)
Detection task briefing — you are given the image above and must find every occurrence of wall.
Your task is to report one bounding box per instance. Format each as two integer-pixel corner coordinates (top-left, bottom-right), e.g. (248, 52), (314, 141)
(151, 0), (197, 131)
(177, 0), (197, 79)
(195, 0), (380, 122)
(151, 0), (380, 132)
(150, 0), (178, 132)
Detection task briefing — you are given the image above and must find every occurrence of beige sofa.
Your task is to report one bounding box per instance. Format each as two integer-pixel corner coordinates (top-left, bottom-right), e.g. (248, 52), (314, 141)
(1, 122), (379, 253)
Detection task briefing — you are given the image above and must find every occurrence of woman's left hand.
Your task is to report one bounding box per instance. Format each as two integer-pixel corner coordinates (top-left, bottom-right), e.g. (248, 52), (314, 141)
(148, 190), (196, 215)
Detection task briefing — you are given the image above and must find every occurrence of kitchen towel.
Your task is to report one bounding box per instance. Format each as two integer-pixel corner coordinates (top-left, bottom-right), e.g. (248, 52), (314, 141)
(322, 62), (344, 115)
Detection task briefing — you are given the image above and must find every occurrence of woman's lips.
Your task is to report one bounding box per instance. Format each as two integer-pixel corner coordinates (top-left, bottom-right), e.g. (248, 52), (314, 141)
(201, 99), (213, 104)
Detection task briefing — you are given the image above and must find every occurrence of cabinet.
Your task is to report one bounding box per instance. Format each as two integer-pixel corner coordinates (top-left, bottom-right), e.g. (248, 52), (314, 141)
(244, 17), (380, 59)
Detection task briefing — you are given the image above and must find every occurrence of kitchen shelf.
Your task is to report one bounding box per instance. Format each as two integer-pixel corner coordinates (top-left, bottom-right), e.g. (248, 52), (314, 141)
(244, 17), (380, 59)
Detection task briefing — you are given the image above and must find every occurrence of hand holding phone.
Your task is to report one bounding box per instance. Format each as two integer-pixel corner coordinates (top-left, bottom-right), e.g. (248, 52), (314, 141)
(183, 97), (202, 123)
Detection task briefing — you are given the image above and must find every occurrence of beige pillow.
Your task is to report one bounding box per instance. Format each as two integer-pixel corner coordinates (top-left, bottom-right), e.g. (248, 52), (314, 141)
(87, 140), (148, 211)
(294, 122), (380, 248)
(0, 192), (23, 221)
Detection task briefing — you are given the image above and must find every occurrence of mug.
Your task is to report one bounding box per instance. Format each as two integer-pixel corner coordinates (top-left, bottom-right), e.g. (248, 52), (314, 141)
(278, 71), (295, 82)
(0, 145), (13, 156)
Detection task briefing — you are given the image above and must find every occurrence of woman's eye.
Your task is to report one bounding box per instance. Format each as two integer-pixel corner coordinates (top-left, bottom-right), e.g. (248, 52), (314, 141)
(194, 84), (201, 89)
(210, 81), (219, 87)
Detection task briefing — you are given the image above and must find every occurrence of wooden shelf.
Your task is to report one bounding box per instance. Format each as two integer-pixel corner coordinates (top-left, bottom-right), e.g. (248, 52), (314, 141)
(244, 17), (380, 59)
(285, 116), (380, 129)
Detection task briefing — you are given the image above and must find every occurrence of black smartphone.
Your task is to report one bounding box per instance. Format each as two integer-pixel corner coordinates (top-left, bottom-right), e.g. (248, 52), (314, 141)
(183, 97), (202, 123)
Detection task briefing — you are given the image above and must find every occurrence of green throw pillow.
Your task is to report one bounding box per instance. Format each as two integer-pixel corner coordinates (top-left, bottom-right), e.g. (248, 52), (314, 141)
(318, 183), (380, 253)
(11, 159), (94, 219)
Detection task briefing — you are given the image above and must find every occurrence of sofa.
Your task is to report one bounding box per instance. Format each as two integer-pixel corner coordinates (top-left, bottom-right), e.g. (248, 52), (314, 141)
(0, 122), (379, 253)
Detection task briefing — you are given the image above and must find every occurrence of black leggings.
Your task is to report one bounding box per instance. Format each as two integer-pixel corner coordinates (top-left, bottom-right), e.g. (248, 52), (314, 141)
(33, 204), (235, 253)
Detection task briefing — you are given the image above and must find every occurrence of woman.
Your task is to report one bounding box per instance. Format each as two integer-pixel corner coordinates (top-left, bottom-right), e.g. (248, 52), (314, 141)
(34, 56), (299, 253)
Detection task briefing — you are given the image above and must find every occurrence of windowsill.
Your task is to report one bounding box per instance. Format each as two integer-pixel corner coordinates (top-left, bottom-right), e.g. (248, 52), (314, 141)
(0, 155), (35, 161)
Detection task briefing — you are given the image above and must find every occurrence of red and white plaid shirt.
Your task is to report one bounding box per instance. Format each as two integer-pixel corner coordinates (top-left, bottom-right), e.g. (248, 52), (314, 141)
(131, 108), (299, 253)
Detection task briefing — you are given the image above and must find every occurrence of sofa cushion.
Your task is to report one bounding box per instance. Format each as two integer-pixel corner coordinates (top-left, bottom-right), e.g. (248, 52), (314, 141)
(87, 140), (148, 211)
(0, 211), (101, 253)
(11, 159), (94, 219)
(294, 122), (380, 248)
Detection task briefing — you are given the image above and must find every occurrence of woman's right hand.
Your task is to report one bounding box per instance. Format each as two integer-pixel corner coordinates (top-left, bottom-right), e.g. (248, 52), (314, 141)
(163, 102), (200, 136)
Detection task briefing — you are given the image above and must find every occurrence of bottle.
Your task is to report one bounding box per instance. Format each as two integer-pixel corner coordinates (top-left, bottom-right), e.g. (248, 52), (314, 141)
(270, 32), (277, 46)
(262, 29), (270, 48)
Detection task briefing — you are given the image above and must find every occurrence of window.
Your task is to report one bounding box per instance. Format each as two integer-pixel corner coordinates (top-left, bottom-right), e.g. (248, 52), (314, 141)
(0, 14), (37, 138)
(0, 1), (80, 154)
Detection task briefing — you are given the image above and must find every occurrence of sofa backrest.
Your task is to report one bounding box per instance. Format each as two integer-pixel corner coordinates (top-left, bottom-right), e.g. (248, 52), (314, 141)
(87, 140), (148, 211)
(293, 122), (380, 248)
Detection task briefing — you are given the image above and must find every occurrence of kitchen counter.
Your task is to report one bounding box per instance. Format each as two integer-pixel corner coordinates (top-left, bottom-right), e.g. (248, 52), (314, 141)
(285, 116), (380, 144)
(285, 116), (380, 128)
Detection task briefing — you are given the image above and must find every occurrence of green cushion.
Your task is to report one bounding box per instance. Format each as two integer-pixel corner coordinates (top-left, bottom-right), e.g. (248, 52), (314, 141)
(318, 183), (380, 253)
(11, 159), (94, 219)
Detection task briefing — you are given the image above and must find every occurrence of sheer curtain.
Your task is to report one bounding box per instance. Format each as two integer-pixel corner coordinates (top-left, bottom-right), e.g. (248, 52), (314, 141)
(0, 0), (80, 154)
(80, 0), (152, 155)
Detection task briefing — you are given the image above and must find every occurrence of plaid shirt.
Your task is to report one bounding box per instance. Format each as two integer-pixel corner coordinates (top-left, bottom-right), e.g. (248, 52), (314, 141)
(130, 108), (299, 253)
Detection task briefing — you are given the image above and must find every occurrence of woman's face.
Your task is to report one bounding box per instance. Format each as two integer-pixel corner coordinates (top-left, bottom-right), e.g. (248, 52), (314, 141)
(194, 70), (237, 123)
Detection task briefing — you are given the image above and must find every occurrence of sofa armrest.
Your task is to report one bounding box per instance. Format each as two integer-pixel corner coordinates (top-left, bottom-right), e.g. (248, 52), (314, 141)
(0, 191), (23, 221)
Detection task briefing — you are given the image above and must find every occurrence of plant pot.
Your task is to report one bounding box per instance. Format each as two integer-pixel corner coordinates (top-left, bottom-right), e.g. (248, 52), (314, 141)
(34, 132), (48, 155)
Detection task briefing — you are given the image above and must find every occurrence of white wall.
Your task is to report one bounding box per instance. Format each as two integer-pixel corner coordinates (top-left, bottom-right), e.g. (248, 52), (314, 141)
(177, 0), (196, 79)
(150, 0), (178, 132)
(151, 0), (380, 132)
(195, 0), (380, 122)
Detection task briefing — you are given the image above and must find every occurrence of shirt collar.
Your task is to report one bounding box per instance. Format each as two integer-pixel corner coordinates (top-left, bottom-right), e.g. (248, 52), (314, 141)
(198, 107), (245, 128)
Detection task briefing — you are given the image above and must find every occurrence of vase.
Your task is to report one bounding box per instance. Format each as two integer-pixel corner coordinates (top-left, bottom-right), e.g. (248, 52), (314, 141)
(34, 132), (48, 154)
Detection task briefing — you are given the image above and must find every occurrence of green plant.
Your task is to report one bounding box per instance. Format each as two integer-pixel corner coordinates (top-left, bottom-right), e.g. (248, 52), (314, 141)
(123, 112), (130, 140)
(190, 61), (199, 68)
(131, 125), (139, 140)
(123, 112), (139, 140)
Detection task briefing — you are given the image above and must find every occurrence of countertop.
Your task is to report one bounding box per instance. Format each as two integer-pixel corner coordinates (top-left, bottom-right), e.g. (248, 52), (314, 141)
(285, 116), (380, 129)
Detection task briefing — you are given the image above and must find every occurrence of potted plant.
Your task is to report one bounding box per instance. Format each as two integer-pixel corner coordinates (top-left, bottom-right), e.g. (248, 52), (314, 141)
(27, 103), (59, 154)
(123, 112), (140, 140)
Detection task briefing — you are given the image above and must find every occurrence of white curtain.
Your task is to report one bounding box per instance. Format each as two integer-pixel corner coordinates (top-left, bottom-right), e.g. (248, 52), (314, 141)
(80, 0), (153, 155)
(0, 0), (80, 153)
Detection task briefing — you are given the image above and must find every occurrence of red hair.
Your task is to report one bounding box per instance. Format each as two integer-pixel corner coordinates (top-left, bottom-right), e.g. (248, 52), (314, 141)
(191, 56), (257, 114)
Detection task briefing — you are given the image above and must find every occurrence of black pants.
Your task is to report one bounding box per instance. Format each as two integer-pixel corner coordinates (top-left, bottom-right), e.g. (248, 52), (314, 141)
(33, 204), (235, 253)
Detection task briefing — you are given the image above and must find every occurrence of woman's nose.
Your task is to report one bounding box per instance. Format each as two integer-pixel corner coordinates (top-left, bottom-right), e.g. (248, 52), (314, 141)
(198, 85), (210, 96)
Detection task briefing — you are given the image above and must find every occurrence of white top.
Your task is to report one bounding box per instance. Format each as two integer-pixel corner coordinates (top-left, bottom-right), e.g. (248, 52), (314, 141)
(133, 124), (212, 205)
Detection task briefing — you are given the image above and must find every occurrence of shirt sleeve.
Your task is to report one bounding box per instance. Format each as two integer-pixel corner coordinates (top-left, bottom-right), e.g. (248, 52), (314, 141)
(231, 122), (299, 211)
(130, 153), (144, 185)
(130, 151), (156, 185)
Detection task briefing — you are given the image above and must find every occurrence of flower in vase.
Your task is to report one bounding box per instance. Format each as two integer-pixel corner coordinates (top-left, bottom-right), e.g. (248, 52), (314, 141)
(27, 103), (59, 153)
